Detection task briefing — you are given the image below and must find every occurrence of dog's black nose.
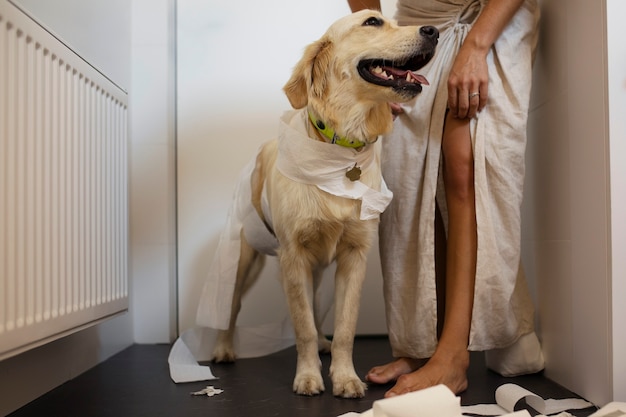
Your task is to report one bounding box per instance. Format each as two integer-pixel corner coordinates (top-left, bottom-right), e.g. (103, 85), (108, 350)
(420, 25), (439, 41)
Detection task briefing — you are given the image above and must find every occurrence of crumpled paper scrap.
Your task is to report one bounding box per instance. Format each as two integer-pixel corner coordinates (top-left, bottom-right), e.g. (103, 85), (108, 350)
(190, 385), (224, 397)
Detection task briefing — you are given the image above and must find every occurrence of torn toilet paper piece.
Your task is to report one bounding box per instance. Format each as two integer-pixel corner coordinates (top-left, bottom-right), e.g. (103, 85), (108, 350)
(337, 385), (533, 417)
(168, 320), (297, 383)
(190, 385), (224, 397)
(461, 383), (595, 416)
(168, 336), (217, 383)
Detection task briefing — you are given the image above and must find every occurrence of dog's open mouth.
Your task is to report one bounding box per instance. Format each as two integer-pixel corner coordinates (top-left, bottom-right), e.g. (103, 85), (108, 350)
(357, 50), (435, 95)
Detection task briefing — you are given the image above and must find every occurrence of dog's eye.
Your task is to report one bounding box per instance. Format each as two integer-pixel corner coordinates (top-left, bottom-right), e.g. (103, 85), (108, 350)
(362, 16), (383, 27)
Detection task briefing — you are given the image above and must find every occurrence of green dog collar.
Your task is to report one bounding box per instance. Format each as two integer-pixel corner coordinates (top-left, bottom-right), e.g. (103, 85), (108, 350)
(308, 111), (366, 149)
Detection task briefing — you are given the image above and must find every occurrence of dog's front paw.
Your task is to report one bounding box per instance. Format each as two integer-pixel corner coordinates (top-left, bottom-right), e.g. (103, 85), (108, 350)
(211, 345), (236, 363)
(293, 373), (325, 396)
(332, 375), (367, 398)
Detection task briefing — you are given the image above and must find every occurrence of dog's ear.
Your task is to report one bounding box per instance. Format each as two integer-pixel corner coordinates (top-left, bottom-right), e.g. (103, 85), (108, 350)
(283, 39), (333, 109)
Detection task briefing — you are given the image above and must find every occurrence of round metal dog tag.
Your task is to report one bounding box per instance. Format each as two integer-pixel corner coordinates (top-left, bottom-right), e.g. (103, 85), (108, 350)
(346, 163), (361, 182)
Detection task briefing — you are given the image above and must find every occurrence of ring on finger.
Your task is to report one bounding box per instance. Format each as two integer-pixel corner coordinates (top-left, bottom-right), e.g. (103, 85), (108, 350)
(469, 92), (480, 99)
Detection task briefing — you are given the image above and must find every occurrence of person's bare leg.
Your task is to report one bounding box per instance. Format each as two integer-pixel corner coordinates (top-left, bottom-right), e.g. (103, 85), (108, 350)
(365, 196), (448, 385)
(381, 114), (477, 397)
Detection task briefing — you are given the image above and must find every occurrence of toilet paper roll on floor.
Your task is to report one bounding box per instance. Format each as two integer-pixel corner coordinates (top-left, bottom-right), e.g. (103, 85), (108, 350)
(338, 383), (594, 417)
(463, 383), (594, 416)
(374, 384), (461, 417)
(338, 384), (531, 417)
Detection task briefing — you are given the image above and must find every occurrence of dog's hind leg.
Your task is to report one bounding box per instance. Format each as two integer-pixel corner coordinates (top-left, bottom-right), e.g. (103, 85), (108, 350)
(212, 233), (265, 362)
(329, 243), (369, 398)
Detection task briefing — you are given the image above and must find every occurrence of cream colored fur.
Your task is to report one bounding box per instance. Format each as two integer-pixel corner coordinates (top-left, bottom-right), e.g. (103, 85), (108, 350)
(211, 10), (437, 398)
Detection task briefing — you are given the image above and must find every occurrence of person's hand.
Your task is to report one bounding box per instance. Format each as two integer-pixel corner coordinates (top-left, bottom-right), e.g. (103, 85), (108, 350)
(390, 102), (404, 120)
(446, 45), (489, 119)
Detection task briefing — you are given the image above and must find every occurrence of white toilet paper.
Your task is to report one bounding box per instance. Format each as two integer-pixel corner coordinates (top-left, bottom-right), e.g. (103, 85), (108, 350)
(338, 383), (594, 417)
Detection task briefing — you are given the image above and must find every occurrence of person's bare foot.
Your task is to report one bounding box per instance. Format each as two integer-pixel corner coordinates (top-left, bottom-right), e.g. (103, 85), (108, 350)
(384, 349), (469, 397)
(365, 357), (427, 384)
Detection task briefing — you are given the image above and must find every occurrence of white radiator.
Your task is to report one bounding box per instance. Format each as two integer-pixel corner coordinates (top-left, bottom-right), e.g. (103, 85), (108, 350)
(0, 1), (129, 360)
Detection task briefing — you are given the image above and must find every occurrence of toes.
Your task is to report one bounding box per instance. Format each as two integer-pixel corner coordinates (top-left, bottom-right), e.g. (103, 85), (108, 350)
(366, 358), (422, 384)
(383, 361), (469, 396)
(211, 346), (236, 363)
(293, 374), (325, 396)
(366, 369), (391, 384)
(332, 377), (367, 398)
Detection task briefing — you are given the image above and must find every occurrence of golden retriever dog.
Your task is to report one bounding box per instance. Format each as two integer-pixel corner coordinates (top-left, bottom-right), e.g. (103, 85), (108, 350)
(210, 10), (438, 398)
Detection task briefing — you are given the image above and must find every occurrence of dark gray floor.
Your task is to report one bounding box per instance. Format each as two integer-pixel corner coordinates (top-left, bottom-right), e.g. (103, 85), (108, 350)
(9, 337), (598, 417)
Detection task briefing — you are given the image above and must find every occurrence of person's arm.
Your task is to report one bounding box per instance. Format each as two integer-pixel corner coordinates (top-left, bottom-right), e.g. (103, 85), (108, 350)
(447, 0), (524, 119)
(347, 0), (381, 12)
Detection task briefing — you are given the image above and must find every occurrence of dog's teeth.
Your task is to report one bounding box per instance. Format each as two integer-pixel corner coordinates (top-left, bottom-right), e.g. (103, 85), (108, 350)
(373, 66), (383, 74)
(406, 73), (412, 82)
(388, 74), (394, 80)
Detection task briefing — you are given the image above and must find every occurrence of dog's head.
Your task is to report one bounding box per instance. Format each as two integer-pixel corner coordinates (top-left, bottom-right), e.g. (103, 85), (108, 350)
(283, 10), (437, 141)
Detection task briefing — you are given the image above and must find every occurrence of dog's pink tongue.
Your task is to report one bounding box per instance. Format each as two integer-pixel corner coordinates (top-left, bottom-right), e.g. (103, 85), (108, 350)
(385, 67), (429, 85)
(408, 72), (429, 85)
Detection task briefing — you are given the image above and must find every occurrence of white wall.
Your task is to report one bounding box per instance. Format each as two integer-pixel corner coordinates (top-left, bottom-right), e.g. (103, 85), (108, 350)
(524, 0), (618, 406)
(523, 0), (573, 393)
(10, 0), (130, 90)
(130, 0), (178, 343)
(607, 0), (626, 401)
